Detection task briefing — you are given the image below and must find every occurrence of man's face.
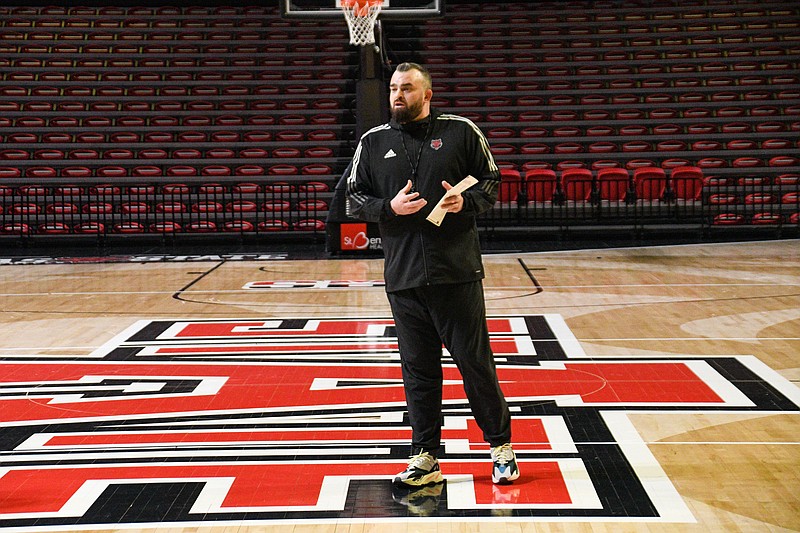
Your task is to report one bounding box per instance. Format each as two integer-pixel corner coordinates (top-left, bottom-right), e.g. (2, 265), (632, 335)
(389, 68), (431, 124)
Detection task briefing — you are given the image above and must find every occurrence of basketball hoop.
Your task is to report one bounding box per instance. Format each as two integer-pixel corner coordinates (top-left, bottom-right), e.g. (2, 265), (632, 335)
(340, 0), (383, 47)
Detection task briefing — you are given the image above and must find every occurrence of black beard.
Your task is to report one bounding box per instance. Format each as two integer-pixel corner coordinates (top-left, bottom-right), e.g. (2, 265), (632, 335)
(391, 100), (424, 124)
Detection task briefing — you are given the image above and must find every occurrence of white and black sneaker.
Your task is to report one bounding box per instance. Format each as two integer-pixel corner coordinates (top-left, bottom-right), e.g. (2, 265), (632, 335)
(393, 451), (444, 487)
(491, 443), (520, 484)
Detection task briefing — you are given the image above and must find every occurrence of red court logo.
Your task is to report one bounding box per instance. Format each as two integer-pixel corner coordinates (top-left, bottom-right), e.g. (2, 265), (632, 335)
(0, 315), (797, 530)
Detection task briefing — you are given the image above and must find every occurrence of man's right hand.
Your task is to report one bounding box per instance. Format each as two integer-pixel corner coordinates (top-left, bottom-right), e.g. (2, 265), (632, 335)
(390, 180), (428, 215)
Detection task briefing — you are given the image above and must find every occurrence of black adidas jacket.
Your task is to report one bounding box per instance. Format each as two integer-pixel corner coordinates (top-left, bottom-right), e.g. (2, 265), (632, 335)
(345, 108), (500, 292)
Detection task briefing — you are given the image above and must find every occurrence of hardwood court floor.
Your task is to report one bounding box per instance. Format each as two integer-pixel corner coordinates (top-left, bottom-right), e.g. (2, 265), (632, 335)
(0, 240), (798, 533)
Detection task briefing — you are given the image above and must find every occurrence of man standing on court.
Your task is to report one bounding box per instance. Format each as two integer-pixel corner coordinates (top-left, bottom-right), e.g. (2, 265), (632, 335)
(345, 62), (519, 487)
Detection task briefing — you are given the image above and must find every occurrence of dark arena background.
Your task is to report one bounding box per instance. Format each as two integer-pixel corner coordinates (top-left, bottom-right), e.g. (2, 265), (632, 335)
(0, 2), (799, 533)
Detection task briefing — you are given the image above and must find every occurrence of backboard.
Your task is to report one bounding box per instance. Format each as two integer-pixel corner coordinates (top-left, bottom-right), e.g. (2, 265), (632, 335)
(281, 0), (444, 20)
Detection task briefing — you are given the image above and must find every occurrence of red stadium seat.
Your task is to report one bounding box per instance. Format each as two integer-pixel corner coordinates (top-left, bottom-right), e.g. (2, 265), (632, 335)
(226, 201), (257, 213)
(114, 222), (146, 234)
(713, 213), (744, 225)
(751, 213), (782, 225)
(634, 167), (668, 201)
(670, 166), (704, 201)
(709, 194), (739, 205)
(223, 220), (255, 232)
(120, 202), (149, 214)
(150, 221), (182, 233)
(74, 222), (105, 234)
(561, 168), (593, 202)
(294, 219), (326, 231)
(2, 223), (32, 235)
(46, 202), (78, 214)
(597, 168), (630, 202)
(497, 169), (522, 203)
(258, 219), (290, 232)
(39, 222), (71, 235)
(186, 221), (218, 233)
(745, 193), (777, 205)
(192, 202), (223, 213)
(524, 169), (558, 203)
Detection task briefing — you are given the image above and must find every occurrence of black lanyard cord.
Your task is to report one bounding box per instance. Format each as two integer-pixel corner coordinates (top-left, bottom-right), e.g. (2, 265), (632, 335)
(399, 119), (434, 188)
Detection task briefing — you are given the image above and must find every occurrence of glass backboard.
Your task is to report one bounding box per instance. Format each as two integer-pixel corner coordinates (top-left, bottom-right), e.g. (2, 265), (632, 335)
(281, 0), (444, 19)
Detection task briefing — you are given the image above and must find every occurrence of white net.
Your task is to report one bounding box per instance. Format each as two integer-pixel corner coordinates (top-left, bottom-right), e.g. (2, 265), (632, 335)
(341, 0), (382, 46)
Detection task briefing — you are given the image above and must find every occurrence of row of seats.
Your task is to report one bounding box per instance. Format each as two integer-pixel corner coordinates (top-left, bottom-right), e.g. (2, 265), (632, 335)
(0, 67), (346, 83)
(1, 175), (794, 199)
(422, 35), (799, 49)
(5, 128), (796, 145)
(454, 107), (797, 121)
(506, 155), (799, 173)
(0, 112), (344, 126)
(5, 7), (792, 23)
(424, 60), (797, 76)
(0, 30), (350, 40)
(425, 25), (798, 38)
(435, 75), (799, 91)
(0, 57), (345, 68)
(0, 29), (351, 41)
(2, 155), (797, 176)
(2, 2), (789, 13)
(712, 212), (800, 225)
(0, 163), (335, 177)
(1, 6), (274, 16)
(3, 161), (798, 182)
(1, 199), (329, 214)
(0, 151), (336, 165)
(497, 166), (704, 203)
(4, 22), (796, 39)
(0, 180), (330, 192)
(431, 92), (798, 108)
(497, 166), (800, 204)
(704, 174), (799, 186)
(487, 122), (799, 136)
(447, 2), (797, 19)
(7, 73), (795, 91)
(3, 119), (795, 136)
(0, 86), (347, 98)
(707, 192), (799, 205)
(1, 136), (337, 150)
(0, 44), (350, 58)
(3, 85), (795, 103)
(0, 99), (345, 113)
(486, 138), (798, 153)
(1, 64), (346, 76)
(0, 219), (327, 235)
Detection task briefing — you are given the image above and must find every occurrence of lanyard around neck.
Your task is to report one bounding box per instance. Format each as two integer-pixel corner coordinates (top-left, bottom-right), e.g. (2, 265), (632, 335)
(399, 119), (433, 182)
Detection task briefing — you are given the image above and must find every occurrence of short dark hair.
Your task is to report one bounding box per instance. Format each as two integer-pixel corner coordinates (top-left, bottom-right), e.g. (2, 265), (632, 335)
(395, 62), (432, 91)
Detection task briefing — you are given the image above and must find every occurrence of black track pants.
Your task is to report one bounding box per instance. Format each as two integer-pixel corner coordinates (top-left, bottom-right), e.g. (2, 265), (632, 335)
(387, 280), (511, 454)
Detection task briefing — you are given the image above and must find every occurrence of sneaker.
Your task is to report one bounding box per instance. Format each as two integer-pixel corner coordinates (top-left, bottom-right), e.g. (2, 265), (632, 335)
(491, 443), (520, 484)
(393, 451), (444, 487)
(392, 482), (444, 516)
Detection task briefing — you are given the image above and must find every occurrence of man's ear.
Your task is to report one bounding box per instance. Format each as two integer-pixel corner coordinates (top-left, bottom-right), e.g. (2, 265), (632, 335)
(424, 88), (433, 103)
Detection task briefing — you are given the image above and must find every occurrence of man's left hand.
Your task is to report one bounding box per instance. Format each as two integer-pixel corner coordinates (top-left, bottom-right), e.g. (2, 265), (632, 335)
(440, 181), (464, 213)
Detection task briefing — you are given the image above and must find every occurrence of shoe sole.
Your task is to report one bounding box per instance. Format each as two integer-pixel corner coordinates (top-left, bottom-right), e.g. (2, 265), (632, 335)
(393, 470), (444, 487)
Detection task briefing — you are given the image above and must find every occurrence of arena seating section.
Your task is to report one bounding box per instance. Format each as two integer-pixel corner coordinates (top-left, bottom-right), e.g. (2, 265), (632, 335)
(0, 0), (798, 243)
